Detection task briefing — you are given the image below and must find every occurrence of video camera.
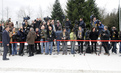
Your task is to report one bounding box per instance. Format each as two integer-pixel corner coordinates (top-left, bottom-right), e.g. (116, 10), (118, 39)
(44, 16), (51, 22)
(23, 16), (30, 21)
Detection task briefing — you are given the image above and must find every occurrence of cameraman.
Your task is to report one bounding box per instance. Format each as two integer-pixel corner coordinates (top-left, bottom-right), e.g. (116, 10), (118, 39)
(102, 26), (110, 56)
(110, 27), (118, 54)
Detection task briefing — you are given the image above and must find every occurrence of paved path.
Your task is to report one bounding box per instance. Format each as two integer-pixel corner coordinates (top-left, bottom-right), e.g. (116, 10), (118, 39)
(0, 52), (121, 73)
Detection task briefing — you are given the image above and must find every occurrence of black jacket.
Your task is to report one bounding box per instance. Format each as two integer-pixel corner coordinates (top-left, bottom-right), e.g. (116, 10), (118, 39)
(65, 21), (71, 29)
(35, 31), (41, 41)
(89, 31), (98, 40)
(78, 20), (85, 29)
(110, 30), (118, 40)
(47, 30), (55, 42)
(102, 30), (110, 40)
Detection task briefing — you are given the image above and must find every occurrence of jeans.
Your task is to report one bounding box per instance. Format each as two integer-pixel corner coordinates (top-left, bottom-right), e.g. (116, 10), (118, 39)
(62, 42), (67, 54)
(11, 43), (17, 55)
(71, 41), (75, 54)
(120, 42), (121, 53)
(57, 41), (60, 53)
(47, 42), (53, 54)
(41, 39), (47, 54)
(112, 42), (117, 53)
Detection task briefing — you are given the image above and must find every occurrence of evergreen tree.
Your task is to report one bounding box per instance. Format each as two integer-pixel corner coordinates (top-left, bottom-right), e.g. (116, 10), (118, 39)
(51, 0), (64, 23)
(66, 0), (100, 26)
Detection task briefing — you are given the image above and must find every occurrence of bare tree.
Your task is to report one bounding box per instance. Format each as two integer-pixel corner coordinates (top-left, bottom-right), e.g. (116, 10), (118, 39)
(5, 7), (11, 20)
(26, 6), (34, 18)
(46, 3), (53, 17)
(36, 6), (44, 18)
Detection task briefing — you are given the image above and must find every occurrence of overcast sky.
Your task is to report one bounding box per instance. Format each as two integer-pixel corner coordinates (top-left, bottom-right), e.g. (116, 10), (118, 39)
(0, 0), (120, 23)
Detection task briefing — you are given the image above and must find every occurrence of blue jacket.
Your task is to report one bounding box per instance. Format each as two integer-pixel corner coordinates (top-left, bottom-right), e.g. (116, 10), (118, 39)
(98, 24), (104, 34)
(2, 30), (10, 45)
(56, 30), (62, 40)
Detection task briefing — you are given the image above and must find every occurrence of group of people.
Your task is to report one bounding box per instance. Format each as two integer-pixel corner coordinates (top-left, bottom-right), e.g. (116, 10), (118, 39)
(0, 16), (121, 61)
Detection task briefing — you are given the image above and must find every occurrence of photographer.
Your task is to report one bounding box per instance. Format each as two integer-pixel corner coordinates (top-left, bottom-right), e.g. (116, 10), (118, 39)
(78, 18), (85, 30)
(46, 26), (56, 55)
(98, 21), (104, 34)
(77, 26), (84, 55)
(60, 28), (69, 55)
(89, 27), (98, 54)
(65, 18), (71, 34)
(35, 28), (41, 54)
(102, 26), (110, 56)
(40, 25), (47, 54)
(18, 27), (26, 56)
(23, 21), (31, 36)
(56, 27), (62, 55)
(91, 17), (97, 29)
(110, 27), (118, 54)
(70, 29), (77, 54)
(31, 20), (36, 31)
(55, 20), (62, 31)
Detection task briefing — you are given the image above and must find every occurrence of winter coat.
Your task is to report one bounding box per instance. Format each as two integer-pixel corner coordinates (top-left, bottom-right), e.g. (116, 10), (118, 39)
(35, 31), (41, 41)
(110, 30), (118, 40)
(40, 29), (47, 40)
(47, 30), (55, 42)
(78, 20), (85, 29)
(27, 31), (36, 45)
(102, 30), (110, 40)
(56, 30), (62, 40)
(89, 31), (98, 40)
(65, 21), (71, 29)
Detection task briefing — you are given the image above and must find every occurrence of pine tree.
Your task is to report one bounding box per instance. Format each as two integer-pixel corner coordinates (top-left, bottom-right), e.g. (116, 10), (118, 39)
(66, 0), (100, 26)
(51, 0), (64, 23)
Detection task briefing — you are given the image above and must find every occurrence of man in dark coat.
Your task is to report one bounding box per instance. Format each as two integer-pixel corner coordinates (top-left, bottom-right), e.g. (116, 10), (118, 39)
(102, 26), (110, 56)
(2, 25), (10, 60)
(110, 27), (118, 54)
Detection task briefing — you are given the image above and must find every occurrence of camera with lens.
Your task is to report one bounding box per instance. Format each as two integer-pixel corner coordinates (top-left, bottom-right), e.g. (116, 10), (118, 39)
(44, 16), (51, 22)
(23, 16), (30, 21)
